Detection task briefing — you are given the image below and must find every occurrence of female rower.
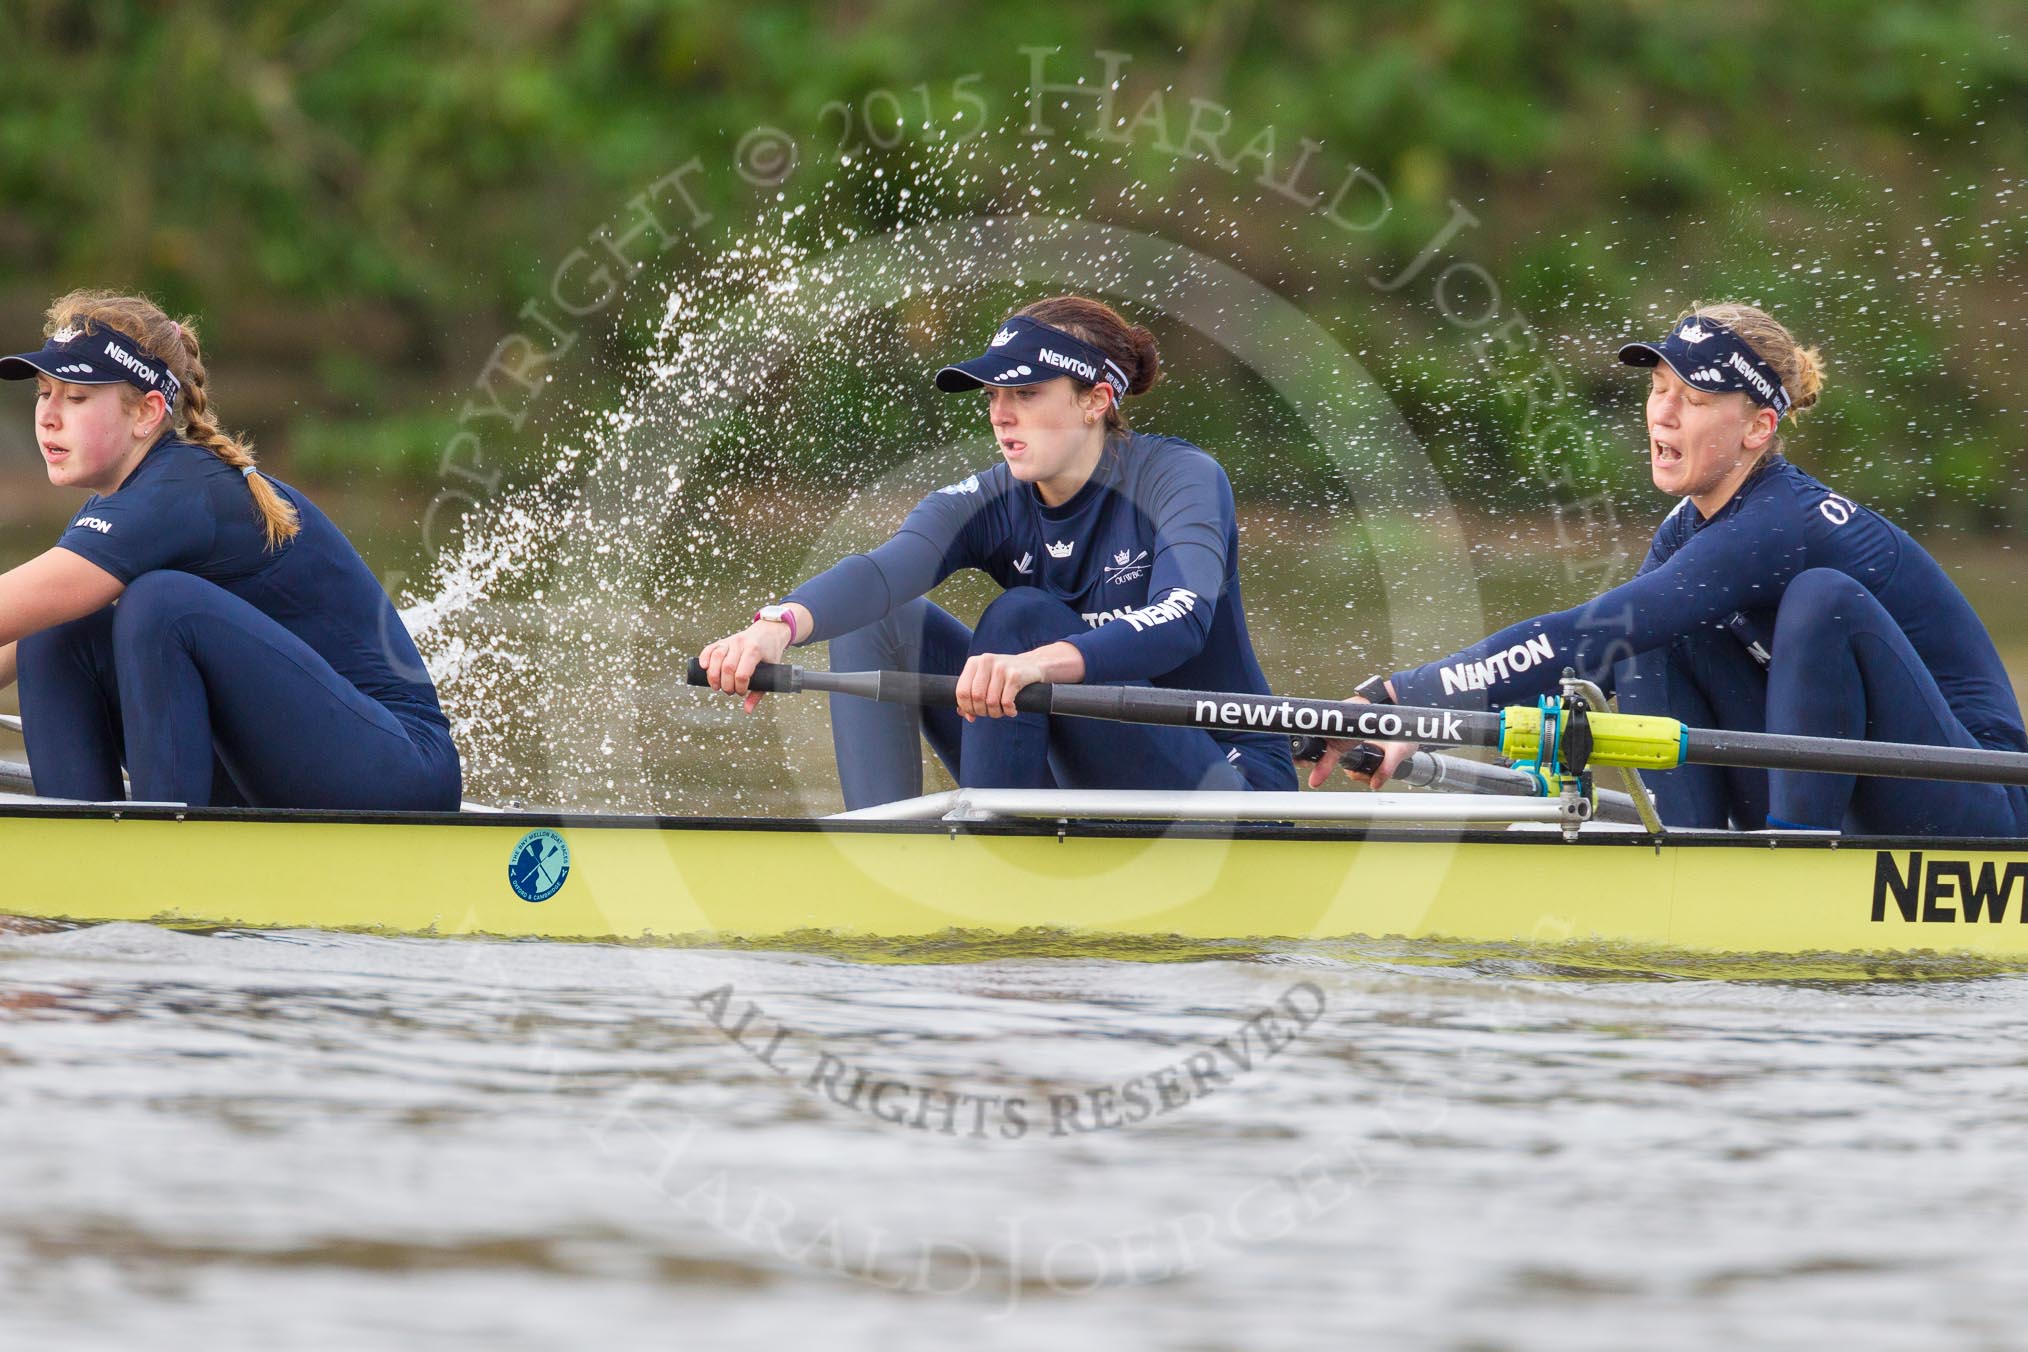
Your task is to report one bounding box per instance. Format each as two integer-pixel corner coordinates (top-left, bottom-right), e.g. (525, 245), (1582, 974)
(0, 291), (460, 810)
(699, 295), (1297, 808)
(1311, 302), (2027, 837)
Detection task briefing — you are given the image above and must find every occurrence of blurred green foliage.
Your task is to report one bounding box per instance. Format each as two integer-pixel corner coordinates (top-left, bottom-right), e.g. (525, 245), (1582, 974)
(2, 0), (2024, 522)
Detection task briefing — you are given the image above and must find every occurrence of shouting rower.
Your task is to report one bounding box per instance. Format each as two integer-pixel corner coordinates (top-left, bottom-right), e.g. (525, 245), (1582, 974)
(1311, 302), (2027, 837)
(0, 291), (461, 810)
(699, 295), (1297, 807)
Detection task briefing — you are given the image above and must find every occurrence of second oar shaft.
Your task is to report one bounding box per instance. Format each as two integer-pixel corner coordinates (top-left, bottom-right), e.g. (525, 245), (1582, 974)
(757, 663), (1511, 751)
(760, 661), (1508, 747)
(1685, 726), (2028, 787)
(697, 660), (2028, 790)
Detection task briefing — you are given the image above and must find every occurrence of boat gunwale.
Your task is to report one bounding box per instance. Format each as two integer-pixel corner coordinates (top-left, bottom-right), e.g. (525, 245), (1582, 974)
(0, 799), (2021, 854)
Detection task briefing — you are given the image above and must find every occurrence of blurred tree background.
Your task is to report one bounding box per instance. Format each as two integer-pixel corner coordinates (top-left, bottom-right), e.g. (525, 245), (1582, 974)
(2, 0), (2024, 531)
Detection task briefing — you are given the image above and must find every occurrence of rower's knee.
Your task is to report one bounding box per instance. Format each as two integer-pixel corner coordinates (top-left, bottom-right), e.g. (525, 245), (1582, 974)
(970, 587), (1079, 655)
(115, 571), (212, 621)
(1612, 645), (1676, 716)
(827, 619), (887, 671)
(1774, 568), (1869, 648)
(830, 597), (930, 670)
(110, 571), (222, 652)
(18, 607), (114, 683)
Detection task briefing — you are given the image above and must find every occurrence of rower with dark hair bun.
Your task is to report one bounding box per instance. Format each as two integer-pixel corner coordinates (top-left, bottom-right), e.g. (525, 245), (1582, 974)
(700, 294), (1296, 807)
(1313, 301), (2027, 837)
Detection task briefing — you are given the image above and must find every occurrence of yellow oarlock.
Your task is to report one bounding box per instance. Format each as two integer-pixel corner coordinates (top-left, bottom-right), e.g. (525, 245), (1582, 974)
(1500, 706), (1686, 772)
(1589, 711), (1689, 771)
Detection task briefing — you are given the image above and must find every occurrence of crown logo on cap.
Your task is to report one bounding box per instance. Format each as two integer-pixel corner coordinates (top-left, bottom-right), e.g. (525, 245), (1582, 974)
(1677, 321), (1711, 344)
(50, 326), (82, 344)
(990, 327), (1018, 347)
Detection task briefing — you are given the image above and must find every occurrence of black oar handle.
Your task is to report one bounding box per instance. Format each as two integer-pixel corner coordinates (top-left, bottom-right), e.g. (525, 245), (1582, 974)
(686, 657), (801, 693)
(1291, 736), (1384, 776)
(686, 658), (1052, 712)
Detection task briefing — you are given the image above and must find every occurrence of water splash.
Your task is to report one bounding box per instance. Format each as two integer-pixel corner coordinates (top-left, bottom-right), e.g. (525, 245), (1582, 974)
(396, 123), (1475, 813)
(399, 114), (2027, 814)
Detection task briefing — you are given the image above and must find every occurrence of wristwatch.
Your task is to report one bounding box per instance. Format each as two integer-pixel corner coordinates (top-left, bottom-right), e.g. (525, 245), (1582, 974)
(1353, 674), (1394, 704)
(753, 604), (800, 646)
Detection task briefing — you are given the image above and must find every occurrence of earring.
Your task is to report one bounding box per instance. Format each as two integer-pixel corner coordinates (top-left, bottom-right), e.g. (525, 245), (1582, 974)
(1084, 413), (1096, 425)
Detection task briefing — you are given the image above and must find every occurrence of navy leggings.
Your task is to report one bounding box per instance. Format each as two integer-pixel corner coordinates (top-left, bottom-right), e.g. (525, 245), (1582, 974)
(16, 571), (462, 810)
(826, 590), (1276, 810)
(1616, 567), (2028, 836)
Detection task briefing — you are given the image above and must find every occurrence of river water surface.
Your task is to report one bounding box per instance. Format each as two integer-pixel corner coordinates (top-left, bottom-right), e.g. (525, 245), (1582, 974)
(3, 920), (2024, 1349)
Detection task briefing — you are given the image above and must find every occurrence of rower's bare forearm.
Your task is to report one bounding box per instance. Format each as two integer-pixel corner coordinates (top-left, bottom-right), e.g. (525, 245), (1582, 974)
(0, 549), (124, 649)
(1031, 641), (1086, 683)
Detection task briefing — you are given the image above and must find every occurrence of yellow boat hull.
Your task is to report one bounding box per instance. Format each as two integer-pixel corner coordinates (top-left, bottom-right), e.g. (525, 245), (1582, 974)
(5, 805), (2027, 968)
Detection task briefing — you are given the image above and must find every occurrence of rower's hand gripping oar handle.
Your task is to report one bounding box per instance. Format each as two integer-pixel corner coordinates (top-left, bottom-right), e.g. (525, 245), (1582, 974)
(686, 658), (1053, 713)
(1291, 736), (1386, 777)
(686, 656), (801, 694)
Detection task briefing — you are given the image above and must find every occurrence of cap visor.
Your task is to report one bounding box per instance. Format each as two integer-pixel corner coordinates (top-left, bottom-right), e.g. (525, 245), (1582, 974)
(934, 355), (1058, 393)
(0, 351), (122, 384)
(1619, 342), (1719, 392)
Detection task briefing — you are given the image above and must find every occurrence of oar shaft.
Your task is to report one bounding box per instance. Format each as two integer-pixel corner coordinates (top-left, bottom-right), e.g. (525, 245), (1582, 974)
(1685, 726), (2028, 787)
(688, 658), (1507, 744)
(687, 659), (2028, 790)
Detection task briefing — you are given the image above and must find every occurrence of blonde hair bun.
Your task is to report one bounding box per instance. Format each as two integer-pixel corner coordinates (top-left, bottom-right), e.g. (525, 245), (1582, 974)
(1682, 300), (1825, 418)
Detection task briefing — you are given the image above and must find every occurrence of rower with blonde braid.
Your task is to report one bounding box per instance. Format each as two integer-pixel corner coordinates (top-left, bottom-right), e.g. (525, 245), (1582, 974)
(0, 290), (460, 809)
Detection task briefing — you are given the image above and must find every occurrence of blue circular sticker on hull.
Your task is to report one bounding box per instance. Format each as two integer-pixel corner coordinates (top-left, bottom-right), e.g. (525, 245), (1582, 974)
(508, 828), (571, 903)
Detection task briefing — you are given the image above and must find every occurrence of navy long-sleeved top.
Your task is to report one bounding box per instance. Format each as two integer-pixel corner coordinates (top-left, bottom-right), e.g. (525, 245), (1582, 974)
(54, 438), (448, 728)
(1390, 457), (2026, 753)
(786, 431), (1293, 780)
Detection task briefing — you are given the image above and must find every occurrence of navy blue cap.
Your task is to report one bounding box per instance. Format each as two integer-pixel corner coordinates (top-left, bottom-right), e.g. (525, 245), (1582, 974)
(1619, 316), (1790, 419)
(0, 324), (183, 408)
(935, 315), (1129, 401)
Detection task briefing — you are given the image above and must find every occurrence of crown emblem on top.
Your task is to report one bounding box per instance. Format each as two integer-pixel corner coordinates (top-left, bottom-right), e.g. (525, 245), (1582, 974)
(1677, 321), (1711, 344)
(1113, 549), (1131, 566)
(990, 326), (1018, 347)
(1045, 539), (1075, 559)
(50, 326), (82, 343)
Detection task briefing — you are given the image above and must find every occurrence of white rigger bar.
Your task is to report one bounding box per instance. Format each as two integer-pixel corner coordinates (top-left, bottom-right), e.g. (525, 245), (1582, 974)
(832, 789), (1572, 825)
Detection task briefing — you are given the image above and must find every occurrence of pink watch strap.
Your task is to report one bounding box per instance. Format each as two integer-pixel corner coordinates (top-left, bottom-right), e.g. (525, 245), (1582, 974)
(755, 606), (799, 646)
